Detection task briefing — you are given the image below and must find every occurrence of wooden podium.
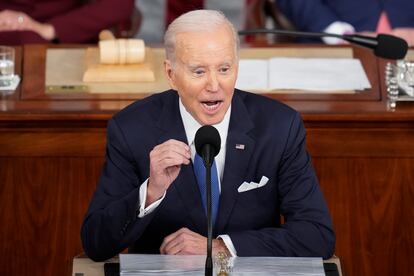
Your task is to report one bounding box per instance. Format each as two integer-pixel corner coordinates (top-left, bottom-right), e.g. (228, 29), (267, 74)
(0, 44), (413, 276)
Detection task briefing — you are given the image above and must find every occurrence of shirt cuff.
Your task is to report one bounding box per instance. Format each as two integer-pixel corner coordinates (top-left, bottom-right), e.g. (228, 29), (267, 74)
(322, 21), (355, 44)
(217, 234), (237, 257)
(137, 178), (166, 218)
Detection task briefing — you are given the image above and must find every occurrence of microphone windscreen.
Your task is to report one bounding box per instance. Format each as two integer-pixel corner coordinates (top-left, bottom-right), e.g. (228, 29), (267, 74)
(375, 34), (408, 60)
(195, 125), (221, 157)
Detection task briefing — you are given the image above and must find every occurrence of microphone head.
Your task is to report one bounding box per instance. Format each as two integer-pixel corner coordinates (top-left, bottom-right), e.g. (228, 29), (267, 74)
(195, 125), (221, 158)
(375, 34), (408, 60)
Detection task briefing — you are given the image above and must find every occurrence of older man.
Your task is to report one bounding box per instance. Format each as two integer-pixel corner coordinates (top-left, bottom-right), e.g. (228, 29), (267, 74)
(81, 9), (335, 262)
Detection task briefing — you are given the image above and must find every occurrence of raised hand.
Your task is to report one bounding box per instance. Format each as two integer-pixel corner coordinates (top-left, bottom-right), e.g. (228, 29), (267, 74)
(147, 139), (190, 206)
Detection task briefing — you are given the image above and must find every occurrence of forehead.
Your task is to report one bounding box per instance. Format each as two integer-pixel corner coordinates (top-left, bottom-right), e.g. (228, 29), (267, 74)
(174, 26), (236, 65)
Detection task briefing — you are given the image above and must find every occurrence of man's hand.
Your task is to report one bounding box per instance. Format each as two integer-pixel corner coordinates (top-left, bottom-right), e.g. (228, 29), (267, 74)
(358, 28), (414, 47)
(0, 10), (56, 40)
(147, 139), (190, 206)
(160, 227), (230, 255)
(391, 28), (414, 46)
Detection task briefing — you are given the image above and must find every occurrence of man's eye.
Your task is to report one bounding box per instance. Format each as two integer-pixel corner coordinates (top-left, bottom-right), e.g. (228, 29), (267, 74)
(193, 70), (205, 76)
(219, 67), (230, 74)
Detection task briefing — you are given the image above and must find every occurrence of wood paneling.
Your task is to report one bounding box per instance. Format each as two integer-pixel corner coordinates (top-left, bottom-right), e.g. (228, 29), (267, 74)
(314, 158), (414, 276)
(0, 130), (105, 157)
(307, 128), (414, 157)
(0, 157), (103, 276)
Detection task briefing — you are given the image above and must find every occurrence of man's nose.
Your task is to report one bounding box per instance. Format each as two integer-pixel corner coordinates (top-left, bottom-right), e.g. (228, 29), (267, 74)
(206, 72), (219, 92)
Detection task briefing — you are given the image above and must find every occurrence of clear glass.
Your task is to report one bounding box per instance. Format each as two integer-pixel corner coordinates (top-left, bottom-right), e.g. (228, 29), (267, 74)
(0, 46), (15, 87)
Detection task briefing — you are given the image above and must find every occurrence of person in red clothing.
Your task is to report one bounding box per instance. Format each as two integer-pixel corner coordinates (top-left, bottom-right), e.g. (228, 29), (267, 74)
(0, 0), (134, 44)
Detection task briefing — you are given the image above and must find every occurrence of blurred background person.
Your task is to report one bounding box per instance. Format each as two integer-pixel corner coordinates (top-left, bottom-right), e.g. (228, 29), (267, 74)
(277, 0), (414, 46)
(135, 0), (288, 44)
(135, 0), (247, 44)
(0, 0), (135, 45)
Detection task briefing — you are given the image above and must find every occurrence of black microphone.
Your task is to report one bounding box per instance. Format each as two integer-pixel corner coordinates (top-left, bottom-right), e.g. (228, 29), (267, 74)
(194, 125), (221, 276)
(238, 29), (408, 60)
(195, 125), (221, 168)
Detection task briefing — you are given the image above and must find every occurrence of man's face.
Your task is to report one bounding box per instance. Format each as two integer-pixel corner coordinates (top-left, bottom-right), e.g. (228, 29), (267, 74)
(164, 25), (238, 125)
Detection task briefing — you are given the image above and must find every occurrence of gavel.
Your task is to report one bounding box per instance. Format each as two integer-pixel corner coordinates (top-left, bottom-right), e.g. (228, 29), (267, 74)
(98, 30), (145, 65)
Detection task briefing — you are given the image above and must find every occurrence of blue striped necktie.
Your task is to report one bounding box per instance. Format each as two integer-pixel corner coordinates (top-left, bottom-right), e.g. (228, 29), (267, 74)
(193, 153), (220, 225)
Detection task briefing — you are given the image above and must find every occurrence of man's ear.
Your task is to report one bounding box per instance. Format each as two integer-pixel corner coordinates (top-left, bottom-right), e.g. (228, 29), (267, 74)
(164, 60), (177, 90)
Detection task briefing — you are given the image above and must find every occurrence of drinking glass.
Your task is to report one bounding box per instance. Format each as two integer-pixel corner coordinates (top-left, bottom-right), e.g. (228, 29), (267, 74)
(0, 46), (15, 87)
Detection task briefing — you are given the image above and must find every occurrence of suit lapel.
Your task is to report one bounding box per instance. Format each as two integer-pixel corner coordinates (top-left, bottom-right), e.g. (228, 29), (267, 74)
(156, 91), (207, 234)
(215, 91), (255, 234)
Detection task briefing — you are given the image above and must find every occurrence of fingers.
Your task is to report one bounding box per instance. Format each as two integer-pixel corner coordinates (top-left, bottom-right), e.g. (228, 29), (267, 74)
(146, 140), (191, 202)
(356, 31), (376, 37)
(391, 28), (414, 46)
(159, 228), (229, 256)
(160, 227), (188, 254)
(160, 228), (206, 255)
(0, 10), (31, 31)
(151, 139), (191, 165)
(149, 139), (191, 182)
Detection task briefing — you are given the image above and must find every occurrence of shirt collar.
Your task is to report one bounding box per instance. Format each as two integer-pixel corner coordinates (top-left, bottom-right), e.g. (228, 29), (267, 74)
(179, 98), (231, 153)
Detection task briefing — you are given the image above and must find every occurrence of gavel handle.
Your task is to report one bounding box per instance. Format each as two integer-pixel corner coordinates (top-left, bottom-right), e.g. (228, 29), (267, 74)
(99, 30), (116, 41)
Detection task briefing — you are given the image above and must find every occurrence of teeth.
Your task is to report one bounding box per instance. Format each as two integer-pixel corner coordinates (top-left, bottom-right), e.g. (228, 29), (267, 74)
(202, 101), (220, 111)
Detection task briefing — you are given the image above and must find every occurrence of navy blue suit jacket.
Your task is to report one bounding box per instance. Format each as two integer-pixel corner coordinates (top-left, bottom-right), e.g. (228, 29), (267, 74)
(81, 90), (335, 261)
(278, 0), (414, 33)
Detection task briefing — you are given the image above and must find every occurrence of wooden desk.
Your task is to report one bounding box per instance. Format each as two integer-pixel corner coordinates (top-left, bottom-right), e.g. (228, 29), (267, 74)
(71, 255), (343, 276)
(0, 44), (413, 276)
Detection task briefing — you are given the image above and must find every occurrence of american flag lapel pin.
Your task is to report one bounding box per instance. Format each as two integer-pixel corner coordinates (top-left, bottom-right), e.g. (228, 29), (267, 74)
(235, 144), (245, 150)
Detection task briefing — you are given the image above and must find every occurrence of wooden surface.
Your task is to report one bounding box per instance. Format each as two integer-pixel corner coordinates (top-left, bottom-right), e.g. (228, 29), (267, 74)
(0, 44), (414, 276)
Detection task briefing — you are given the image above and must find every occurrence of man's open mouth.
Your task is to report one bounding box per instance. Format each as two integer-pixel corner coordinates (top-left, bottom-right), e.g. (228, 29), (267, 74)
(201, 100), (222, 111)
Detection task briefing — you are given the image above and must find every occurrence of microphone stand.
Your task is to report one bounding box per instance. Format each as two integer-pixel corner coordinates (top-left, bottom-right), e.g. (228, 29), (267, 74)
(238, 28), (408, 60)
(205, 162), (213, 276)
(239, 28), (381, 48)
(195, 125), (221, 276)
(201, 145), (214, 276)
(239, 28), (343, 40)
(202, 145), (214, 276)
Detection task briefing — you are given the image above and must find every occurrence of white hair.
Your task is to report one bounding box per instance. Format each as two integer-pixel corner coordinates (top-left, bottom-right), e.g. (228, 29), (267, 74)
(164, 10), (240, 64)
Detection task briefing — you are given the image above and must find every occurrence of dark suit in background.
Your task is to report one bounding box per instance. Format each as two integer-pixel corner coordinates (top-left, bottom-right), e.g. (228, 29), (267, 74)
(0, 0), (134, 44)
(278, 0), (414, 33)
(81, 89), (335, 261)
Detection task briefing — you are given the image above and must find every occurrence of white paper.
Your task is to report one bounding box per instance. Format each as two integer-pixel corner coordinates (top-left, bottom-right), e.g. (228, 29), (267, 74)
(269, 57), (371, 91)
(235, 57), (371, 92)
(235, 59), (268, 90)
(120, 254), (325, 276)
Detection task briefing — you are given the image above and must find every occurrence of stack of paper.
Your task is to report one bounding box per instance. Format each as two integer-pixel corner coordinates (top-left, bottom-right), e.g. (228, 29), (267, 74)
(236, 57), (371, 92)
(119, 254), (325, 276)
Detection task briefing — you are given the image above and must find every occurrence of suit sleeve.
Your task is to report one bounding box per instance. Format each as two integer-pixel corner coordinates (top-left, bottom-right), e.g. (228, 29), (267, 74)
(277, 0), (340, 32)
(81, 118), (156, 261)
(229, 112), (336, 259)
(47, 0), (134, 43)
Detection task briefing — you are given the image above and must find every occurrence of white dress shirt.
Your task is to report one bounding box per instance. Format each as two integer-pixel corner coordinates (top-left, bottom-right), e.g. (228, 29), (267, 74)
(137, 98), (237, 256)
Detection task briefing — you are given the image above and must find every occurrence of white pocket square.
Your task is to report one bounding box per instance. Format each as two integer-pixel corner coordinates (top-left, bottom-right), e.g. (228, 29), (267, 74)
(237, 176), (269, 193)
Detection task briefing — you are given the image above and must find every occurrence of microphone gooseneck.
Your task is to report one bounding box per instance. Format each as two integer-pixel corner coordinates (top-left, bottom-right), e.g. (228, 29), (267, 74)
(238, 29), (408, 60)
(194, 125), (221, 276)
